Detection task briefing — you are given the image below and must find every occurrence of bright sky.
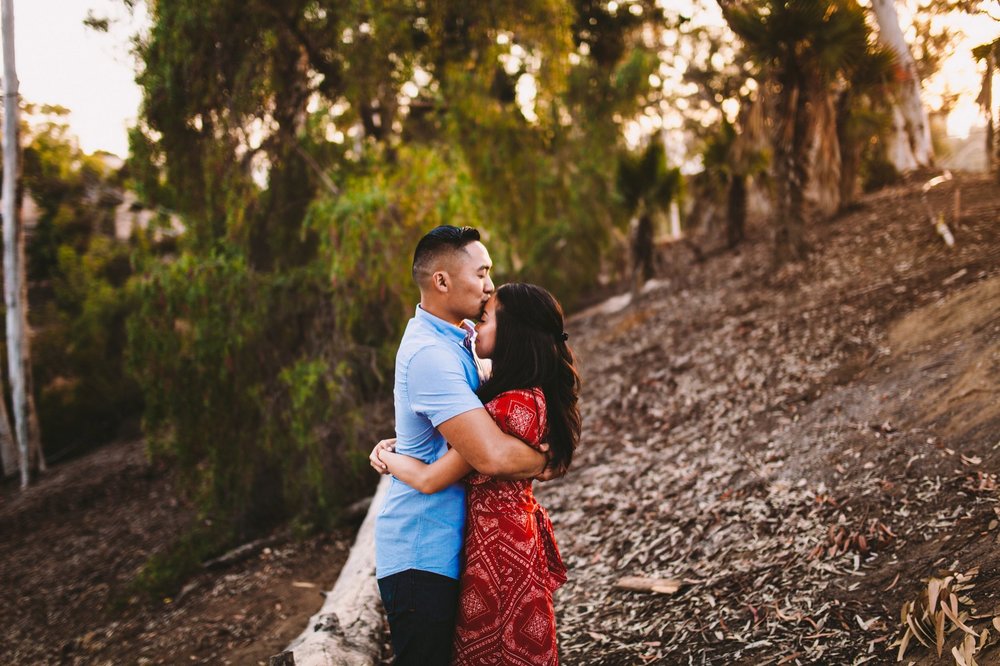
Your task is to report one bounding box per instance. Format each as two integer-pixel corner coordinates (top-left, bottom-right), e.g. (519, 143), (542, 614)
(2, 0), (997, 156)
(917, 9), (1000, 138)
(10, 0), (146, 157)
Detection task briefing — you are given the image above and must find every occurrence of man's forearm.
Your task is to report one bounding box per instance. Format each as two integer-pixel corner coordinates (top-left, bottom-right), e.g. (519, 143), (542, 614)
(439, 409), (547, 478)
(488, 434), (547, 480)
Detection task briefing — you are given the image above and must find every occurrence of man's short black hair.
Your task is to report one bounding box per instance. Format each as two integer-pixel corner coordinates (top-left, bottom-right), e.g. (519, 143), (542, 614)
(412, 225), (481, 286)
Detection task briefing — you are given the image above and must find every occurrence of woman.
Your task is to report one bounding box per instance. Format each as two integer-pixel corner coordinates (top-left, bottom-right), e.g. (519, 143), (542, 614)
(377, 282), (581, 665)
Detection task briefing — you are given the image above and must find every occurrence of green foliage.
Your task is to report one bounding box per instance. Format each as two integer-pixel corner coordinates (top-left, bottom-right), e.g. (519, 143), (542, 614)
(309, 146), (484, 342)
(726, 0), (872, 86)
(121, 0), (675, 557)
(127, 523), (229, 602)
(126, 252), (376, 535)
(19, 109), (142, 457)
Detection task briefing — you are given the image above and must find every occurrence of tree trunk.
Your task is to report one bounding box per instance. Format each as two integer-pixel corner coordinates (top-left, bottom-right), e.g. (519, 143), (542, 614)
(0, 382), (16, 477)
(2, 0), (33, 487)
(283, 476), (390, 665)
(19, 191), (44, 471)
(773, 81), (811, 266)
(726, 175), (746, 249)
(871, 0), (934, 171)
(803, 88), (841, 218)
(837, 92), (862, 210)
(982, 53), (994, 173)
(630, 214), (654, 294)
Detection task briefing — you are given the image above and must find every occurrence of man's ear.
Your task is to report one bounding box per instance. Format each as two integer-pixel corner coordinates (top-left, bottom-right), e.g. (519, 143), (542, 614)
(431, 270), (450, 293)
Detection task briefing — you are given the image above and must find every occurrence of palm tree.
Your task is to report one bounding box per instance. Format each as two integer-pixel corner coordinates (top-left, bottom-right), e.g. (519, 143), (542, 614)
(870, 0), (934, 171)
(719, 0), (874, 265)
(616, 138), (681, 290)
(701, 99), (770, 249)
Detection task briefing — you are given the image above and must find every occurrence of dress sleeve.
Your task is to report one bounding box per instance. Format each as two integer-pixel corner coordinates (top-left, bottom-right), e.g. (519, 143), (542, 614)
(486, 389), (546, 449)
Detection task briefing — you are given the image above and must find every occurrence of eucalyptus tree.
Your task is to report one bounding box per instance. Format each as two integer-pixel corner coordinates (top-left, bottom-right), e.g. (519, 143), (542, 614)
(870, 0), (934, 171)
(2, 0), (44, 487)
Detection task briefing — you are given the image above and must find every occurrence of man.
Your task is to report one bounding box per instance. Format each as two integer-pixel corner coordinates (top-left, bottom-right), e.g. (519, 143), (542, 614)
(371, 225), (551, 665)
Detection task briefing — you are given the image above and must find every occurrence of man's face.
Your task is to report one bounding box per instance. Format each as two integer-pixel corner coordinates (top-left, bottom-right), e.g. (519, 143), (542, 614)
(447, 241), (494, 320)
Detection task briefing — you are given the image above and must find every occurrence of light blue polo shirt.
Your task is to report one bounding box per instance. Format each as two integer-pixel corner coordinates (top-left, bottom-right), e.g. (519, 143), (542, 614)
(375, 305), (484, 581)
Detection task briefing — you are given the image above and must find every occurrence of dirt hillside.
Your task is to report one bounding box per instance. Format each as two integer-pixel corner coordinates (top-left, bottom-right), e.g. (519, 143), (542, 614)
(0, 439), (356, 664)
(545, 171), (999, 664)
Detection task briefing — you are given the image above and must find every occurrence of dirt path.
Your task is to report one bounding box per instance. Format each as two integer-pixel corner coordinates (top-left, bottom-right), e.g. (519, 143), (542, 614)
(543, 172), (999, 664)
(0, 439), (354, 665)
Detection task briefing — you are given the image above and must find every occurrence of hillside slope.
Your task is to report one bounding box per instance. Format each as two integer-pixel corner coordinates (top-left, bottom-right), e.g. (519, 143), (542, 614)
(546, 172), (999, 664)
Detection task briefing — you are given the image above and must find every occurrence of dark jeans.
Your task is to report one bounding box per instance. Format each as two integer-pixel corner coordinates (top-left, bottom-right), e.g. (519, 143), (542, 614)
(378, 569), (460, 665)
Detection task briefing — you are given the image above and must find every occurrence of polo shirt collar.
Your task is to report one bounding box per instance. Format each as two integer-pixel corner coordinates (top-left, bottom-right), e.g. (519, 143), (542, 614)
(415, 305), (468, 344)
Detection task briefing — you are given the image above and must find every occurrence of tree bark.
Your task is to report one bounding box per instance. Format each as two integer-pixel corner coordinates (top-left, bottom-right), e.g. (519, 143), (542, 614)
(871, 0), (934, 171)
(803, 88), (841, 218)
(726, 174), (746, 249)
(0, 381), (16, 477)
(19, 187), (44, 472)
(773, 80), (811, 266)
(981, 53), (995, 174)
(2, 0), (34, 488)
(837, 91), (862, 210)
(283, 476), (390, 665)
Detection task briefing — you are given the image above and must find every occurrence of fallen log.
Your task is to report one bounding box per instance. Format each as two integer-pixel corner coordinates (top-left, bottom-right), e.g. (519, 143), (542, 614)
(614, 576), (684, 595)
(281, 476), (390, 665)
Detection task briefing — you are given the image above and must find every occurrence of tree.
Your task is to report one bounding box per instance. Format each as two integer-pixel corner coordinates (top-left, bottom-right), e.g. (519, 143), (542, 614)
(836, 45), (897, 208)
(616, 138), (681, 289)
(2, 0), (44, 487)
(0, 381), (15, 477)
(973, 39), (999, 178)
(720, 0), (874, 265)
(870, 0), (934, 171)
(699, 102), (770, 249)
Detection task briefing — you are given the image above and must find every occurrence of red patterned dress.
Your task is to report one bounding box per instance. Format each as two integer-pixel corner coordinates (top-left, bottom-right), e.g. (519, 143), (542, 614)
(452, 388), (567, 665)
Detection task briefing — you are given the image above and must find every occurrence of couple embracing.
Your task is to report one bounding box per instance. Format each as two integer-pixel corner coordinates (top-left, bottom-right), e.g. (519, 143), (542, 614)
(369, 225), (580, 665)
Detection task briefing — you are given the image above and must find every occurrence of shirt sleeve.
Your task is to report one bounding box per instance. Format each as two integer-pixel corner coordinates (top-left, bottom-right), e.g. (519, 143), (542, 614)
(406, 345), (485, 427)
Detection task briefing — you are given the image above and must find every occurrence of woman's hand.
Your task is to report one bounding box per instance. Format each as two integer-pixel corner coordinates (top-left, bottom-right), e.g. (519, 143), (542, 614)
(369, 437), (397, 474)
(535, 442), (567, 482)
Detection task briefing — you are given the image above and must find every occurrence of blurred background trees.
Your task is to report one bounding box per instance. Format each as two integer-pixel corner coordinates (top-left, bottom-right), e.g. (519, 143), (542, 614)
(2, 0), (996, 589)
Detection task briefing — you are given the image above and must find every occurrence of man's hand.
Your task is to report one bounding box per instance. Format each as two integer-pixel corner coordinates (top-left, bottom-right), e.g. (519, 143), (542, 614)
(369, 438), (397, 474)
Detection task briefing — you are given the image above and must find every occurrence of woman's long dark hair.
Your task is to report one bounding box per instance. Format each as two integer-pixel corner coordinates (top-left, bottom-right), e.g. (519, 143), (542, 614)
(477, 283), (581, 470)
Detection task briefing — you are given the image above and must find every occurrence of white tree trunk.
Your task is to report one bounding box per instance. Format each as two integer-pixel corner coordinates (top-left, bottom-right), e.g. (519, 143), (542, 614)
(2, 0), (32, 488)
(871, 0), (934, 171)
(284, 476), (390, 665)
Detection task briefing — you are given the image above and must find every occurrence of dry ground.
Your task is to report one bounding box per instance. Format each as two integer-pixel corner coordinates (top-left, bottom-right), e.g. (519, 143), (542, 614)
(544, 171), (999, 664)
(0, 440), (355, 665)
